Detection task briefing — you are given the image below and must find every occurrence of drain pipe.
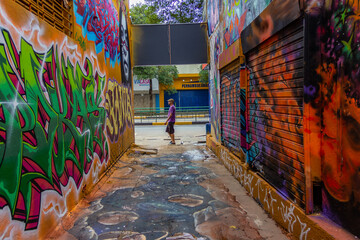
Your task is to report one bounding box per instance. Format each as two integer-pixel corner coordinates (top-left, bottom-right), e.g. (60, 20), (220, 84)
(299, 0), (306, 12)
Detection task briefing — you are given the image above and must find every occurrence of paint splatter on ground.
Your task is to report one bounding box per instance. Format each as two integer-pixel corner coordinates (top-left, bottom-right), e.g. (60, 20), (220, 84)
(48, 126), (289, 240)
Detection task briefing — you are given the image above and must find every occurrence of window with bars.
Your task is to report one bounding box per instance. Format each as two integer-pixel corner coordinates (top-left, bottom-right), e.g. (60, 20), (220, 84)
(13, 0), (74, 37)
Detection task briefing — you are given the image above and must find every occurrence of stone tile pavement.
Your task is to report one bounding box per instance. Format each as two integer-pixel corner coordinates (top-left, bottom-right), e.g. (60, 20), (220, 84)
(47, 125), (290, 240)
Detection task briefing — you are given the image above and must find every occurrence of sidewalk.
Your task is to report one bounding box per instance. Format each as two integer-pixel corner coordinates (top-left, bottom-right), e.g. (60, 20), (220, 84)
(135, 117), (209, 125)
(47, 125), (289, 239)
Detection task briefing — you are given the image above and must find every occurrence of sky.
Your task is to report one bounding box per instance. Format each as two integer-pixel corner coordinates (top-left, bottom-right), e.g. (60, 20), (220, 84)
(130, 0), (145, 7)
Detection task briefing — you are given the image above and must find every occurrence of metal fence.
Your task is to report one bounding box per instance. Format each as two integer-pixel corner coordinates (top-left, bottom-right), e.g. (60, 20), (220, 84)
(134, 106), (210, 124)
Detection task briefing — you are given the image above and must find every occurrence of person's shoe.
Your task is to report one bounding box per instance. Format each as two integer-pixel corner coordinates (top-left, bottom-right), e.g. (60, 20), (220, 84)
(169, 141), (175, 145)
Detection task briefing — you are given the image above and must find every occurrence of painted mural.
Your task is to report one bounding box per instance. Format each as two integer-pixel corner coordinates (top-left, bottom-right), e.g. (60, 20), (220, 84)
(223, 0), (247, 48)
(119, 7), (132, 86)
(209, 28), (222, 142)
(208, 139), (327, 240)
(0, 29), (109, 231)
(222, 0), (272, 48)
(220, 71), (241, 153)
(74, 0), (120, 67)
(240, 84), (247, 151)
(207, 0), (221, 35)
(208, 0), (360, 237)
(306, 0), (360, 236)
(207, 0), (272, 49)
(105, 79), (134, 143)
(207, 0), (222, 142)
(246, 30), (305, 209)
(0, 0), (134, 239)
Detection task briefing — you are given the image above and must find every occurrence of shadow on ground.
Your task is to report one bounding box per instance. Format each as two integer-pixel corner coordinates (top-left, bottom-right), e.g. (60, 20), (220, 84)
(48, 126), (289, 240)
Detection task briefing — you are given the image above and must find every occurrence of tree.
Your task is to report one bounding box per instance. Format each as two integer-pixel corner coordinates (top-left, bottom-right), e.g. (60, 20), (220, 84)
(130, 3), (161, 24)
(145, 0), (204, 23)
(199, 68), (209, 84)
(130, 3), (179, 108)
(133, 66), (178, 108)
(157, 66), (179, 93)
(133, 66), (178, 92)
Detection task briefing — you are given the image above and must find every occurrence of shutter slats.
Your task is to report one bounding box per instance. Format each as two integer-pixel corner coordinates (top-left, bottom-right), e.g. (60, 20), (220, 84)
(221, 61), (241, 155)
(247, 19), (305, 209)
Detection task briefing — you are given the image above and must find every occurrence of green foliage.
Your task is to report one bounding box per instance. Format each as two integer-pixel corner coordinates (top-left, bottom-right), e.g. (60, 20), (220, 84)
(130, 3), (161, 24)
(157, 65), (178, 87)
(133, 66), (158, 80)
(145, 0), (204, 24)
(199, 68), (209, 84)
(133, 66), (178, 93)
(130, 3), (178, 93)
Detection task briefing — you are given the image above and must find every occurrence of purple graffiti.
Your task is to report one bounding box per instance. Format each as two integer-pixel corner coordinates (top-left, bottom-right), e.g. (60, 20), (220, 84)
(74, 0), (120, 67)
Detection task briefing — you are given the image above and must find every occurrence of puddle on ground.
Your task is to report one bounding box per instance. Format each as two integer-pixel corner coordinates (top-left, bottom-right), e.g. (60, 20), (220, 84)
(97, 211), (139, 225)
(131, 191), (144, 198)
(98, 231), (147, 240)
(136, 202), (188, 215)
(168, 194), (204, 207)
(183, 150), (205, 161)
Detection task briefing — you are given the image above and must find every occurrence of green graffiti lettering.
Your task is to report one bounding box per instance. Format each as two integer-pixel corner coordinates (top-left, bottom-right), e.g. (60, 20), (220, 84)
(0, 29), (109, 230)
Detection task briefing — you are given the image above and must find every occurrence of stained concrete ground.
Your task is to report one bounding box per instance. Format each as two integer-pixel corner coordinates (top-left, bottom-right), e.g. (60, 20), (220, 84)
(48, 125), (290, 240)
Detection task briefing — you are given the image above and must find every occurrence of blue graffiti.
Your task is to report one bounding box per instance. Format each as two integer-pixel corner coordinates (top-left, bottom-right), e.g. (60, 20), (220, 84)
(74, 0), (120, 67)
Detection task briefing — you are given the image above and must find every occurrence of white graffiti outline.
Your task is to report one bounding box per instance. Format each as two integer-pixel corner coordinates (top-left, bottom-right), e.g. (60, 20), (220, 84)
(217, 145), (314, 239)
(243, 173), (254, 196)
(263, 188), (277, 215)
(255, 179), (263, 199)
(279, 202), (297, 233)
(42, 184), (74, 218)
(297, 216), (311, 240)
(0, 224), (14, 240)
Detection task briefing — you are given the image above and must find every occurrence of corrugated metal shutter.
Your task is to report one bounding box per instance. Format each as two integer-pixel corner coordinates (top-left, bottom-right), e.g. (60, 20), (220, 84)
(165, 90), (209, 108)
(246, 19), (305, 208)
(179, 90), (209, 107)
(220, 60), (241, 154)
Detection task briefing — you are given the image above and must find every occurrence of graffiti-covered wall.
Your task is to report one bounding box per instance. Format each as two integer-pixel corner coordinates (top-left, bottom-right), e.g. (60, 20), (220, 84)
(222, 0), (272, 48)
(207, 0), (272, 46)
(306, 0), (360, 236)
(208, 0), (360, 237)
(0, 0), (134, 239)
(207, 0), (272, 142)
(209, 29), (222, 142)
(246, 18), (306, 209)
(220, 62), (241, 152)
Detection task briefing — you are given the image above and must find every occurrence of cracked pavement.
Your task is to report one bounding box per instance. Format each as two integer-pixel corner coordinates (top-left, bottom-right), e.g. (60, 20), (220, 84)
(48, 125), (290, 240)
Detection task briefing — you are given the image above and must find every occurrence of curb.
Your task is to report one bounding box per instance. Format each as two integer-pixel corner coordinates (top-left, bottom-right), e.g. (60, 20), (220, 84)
(135, 121), (209, 126)
(135, 115), (206, 120)
(206, 135), (336, 240)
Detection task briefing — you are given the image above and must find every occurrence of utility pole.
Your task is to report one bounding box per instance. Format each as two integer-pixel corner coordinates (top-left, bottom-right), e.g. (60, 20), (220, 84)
(149, 78), (153, 108)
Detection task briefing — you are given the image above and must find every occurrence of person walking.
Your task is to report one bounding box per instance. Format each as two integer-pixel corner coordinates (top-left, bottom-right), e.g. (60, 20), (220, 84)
(165, 99), (176, 144)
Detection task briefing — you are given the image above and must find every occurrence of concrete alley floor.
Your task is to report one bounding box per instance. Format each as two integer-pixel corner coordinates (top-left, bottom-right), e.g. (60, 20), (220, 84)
(48, 125), (290, 240)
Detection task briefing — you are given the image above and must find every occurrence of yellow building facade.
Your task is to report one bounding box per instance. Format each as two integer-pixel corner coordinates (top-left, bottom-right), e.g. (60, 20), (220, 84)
(159, 73), (209, 108)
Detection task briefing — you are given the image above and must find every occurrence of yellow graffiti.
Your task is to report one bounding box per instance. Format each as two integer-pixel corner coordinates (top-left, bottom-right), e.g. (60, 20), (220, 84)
(105, 80), (133, 143)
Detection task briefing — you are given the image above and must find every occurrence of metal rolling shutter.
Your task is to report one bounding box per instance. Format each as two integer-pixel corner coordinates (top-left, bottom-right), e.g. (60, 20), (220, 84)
(220, 60), (241, 154)
(246, 19), (305, 208)
(179, 90), (209, 107)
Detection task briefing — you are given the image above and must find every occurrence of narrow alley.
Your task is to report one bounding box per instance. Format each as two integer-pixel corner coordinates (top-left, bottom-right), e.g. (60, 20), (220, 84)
(47, 125), (289, 240)
(1, 0), (360, 239)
